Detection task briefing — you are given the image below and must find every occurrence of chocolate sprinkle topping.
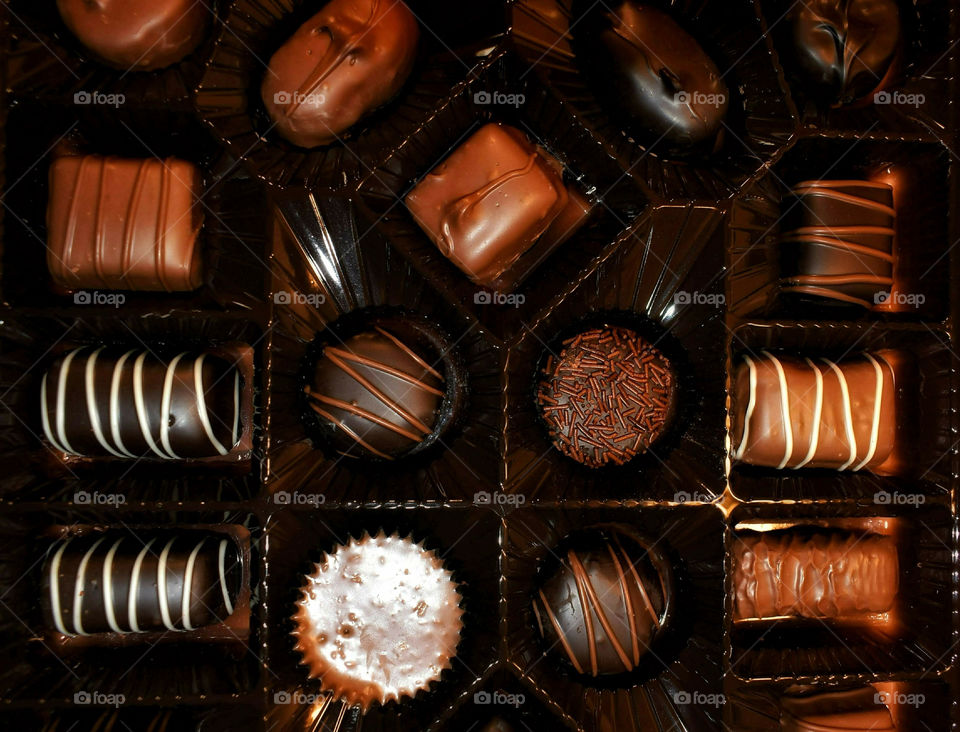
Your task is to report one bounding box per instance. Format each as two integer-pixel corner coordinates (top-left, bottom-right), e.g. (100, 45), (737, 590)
(536, 327), (676, 468)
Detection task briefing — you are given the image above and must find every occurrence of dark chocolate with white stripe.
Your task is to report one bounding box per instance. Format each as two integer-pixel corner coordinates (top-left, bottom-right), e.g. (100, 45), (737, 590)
(40, 347), (243, 460)
(42, 531), (241, 636)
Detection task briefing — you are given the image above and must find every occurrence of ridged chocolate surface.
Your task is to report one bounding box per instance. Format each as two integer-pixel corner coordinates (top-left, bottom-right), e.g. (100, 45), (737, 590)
(40, 347), (243, 460)
(733, 532), (899, 620)
(42, 531), (240, 636)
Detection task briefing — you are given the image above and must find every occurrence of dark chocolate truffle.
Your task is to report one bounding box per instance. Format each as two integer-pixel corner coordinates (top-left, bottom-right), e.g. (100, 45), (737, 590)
(533, 528), (671, 676)
(779, 180), (895, 308)
(40, 347), (244, 460)
(56, 0), (210, 71)
(577, 3), (729, 150)
(43, 531), (241, 636)
(261, 0), (420, 148)
(733, 531), (899, 621)
(781, 687), (896, 731)
(731, 351), (898, 471)
(537, 327), (676, 468)
(789, 0), (900, 106)
(292, 533), (464, 710)
(305, 327), (446, 460)
(46, 156), (204, 292)
(405, 122), (592, 291)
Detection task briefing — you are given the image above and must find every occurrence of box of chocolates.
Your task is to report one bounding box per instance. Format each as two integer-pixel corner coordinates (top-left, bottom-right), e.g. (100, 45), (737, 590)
(0, 0), (957, 730)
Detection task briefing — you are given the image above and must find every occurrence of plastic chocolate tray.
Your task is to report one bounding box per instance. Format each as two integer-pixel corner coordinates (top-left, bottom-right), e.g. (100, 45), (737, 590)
(0, 0), (957, 730)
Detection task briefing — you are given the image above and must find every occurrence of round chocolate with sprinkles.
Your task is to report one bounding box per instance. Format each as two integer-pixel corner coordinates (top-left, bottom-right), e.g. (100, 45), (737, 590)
(536, 327), (676, 468)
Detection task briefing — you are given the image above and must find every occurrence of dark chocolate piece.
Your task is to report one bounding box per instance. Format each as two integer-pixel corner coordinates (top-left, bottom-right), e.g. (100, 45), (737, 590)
(533, 529), (670, 676)
(577, 3), (729, 149)
(43, 531), (241, 636)
(779, 180), (895, 308)
(789, 0), (900, 105)
(781, 687), (896, 731)
(261, 0), (419, 148)
(536, 327), (676, 468)
(734, 532), (899, 620)
(56, 0), (210, 71)
(292, 533), (463, 711)
(731, 351), (897, 471)
(305, 327), (445, 460)
(40, 347), (243, 460)
(405, 122), (591, 290)
(46, 156), (204, 292)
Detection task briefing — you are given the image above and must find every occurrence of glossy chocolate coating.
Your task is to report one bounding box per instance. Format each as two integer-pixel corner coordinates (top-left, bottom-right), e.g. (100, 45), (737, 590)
(292, 533), (463, 711)
(734, 532), (899, 620)
(46, 156), (204, 292)
(779, 180), (895, 308)
(56, 0), (210, 71)
(533, 529), (670, 676)
(42, 531), (241, 636)
(262, 0), (419, 147)
(781, 687), (896, 731)
(305, 327), (445, 460)
(405, 123), (590, 289)
(731, 351), (897, 471)
(577, 3), (729, 149)
(40, 347), (243, 460)
(789, 0), (900, 105)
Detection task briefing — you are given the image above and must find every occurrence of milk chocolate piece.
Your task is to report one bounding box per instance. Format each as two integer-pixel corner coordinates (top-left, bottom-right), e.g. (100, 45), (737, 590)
(305, 327), (445, 460)
(42, 531), (241, 636)
(780, 180), (895, 308)
(40, 347), (243, 460)
(781, 687), (896, 731)
(734, 531), (899, 620)
(292, 533), (463, 711)
(577, 3), (729, 149)
(731, 351), (897, 471)
(537, 327), (676, 468)
(261, 0), (419, 148)
(533, 528), (671, 676)
(405, 122), (591, 290)
(46, 156), (204, 292)
(56, 0), (210, 71)
(789, 0), (900, 105)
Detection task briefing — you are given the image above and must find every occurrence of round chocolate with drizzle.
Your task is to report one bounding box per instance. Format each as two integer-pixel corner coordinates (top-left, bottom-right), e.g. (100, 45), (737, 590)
(42, 531), (241, 636)
(537, 327), (676, 468)
(292, 532), (464, 710)
(532, 527), (672, 677)
(305, 326), (446, 460)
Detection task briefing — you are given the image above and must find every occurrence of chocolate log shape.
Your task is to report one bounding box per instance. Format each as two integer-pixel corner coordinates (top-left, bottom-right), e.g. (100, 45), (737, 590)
(40, 347), (242, 460)
(731, 351), (897, 471)
(46, 156), (204, 292)
(779, 180), (895, 308)
(733, 532), (899, 620)
(42, 531), (241, 636)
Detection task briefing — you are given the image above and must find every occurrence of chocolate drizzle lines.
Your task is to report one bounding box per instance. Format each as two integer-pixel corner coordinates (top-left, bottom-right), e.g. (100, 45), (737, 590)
(537, 327), (674, 468)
